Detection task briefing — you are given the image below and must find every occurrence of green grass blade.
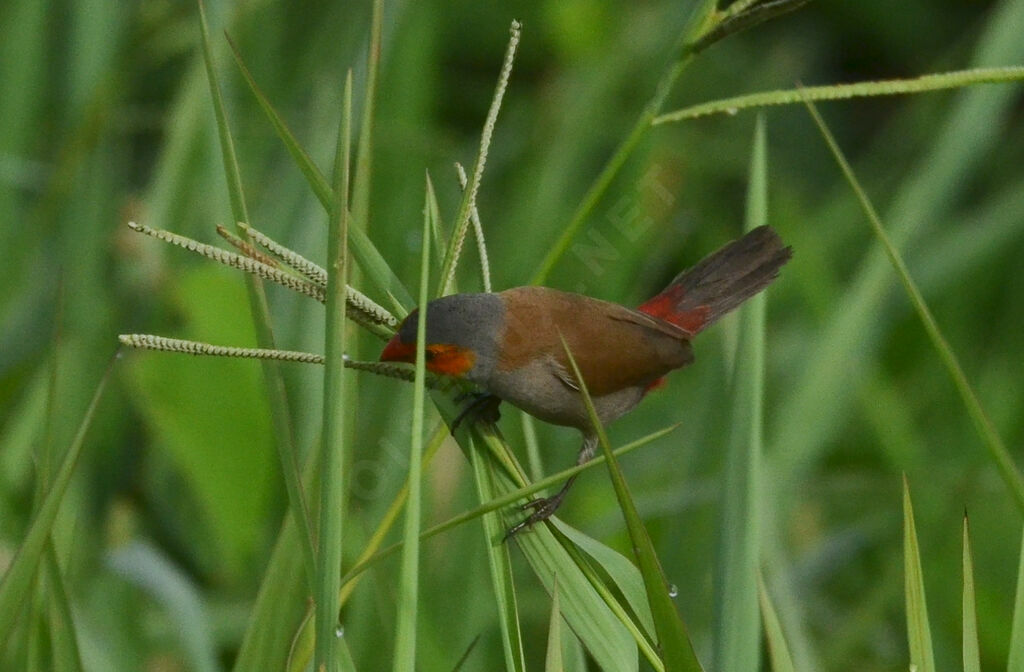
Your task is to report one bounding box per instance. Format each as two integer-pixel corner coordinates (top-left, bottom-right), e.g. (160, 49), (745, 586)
(528, 0), (729, 286)
(196, 0), (317, 591)
(36, 315), (83, 672)
(0, 358), (113, 648)
(328, 391), (673, 672)
(803, 96), (1024, 514)
(287, 425), (449, 672)
(712, 114), (767, 672)
(769, 2), (1024, 508)
(902, 476), (936, 672)
(293, 400), (649, 671)
(232, 509), (311, 672)
(547, 522), (661, 669)
(1008, 522), (1024, 670)
(758, 571), (796, 672)
(528, 0), (794, 285)
(529, 54), (690, 285)
(545, 578), (563, 672)
(437, 20), (519, 297)
(552, 520), (656, 640)
(223, 34), (330, 206)
(655, 66), (1024, 123)
(559, 337), (702, 671)
(520, 413), (544, 482)
(391, 176), (433, 672)
(425, 171), (446, 263)
(469, 438), (526, 672)
(350, 0), (382, 236)
(459, 420), (639, 671)
(450, 635), (482, 672)
(505, 498), (639, 671)
(314, 70), (353, 672)
(336, 423), (681, 591)
(224, 33), (413, 310)
(338, 636), (358, 672)
(196, 1), (249, 226)
(961, 515), (980, 672)
(43, 546), (83, 672)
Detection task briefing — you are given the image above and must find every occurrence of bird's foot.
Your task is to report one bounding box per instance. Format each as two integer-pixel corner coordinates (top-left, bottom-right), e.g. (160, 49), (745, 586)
(450, 393), (501, 433)
(502, 494), (565, 542)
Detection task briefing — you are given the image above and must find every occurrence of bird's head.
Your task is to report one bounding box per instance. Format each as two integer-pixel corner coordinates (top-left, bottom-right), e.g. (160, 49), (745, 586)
(380, 293), (503, 381)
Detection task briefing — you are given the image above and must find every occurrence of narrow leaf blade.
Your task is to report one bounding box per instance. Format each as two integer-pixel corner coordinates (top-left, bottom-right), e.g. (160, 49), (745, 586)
(1007, 521), (1024, 669)
(902, 476), (936, 672)
(470, 439), (526, 672)
(391, 175), (433, 671)
(712, 113), (767, 672)
(545, 579), (564, 672)
(758, 572), (796, 672)
(559, 339), (702, 672)
(0, 360), (113, 648)
(962, 516), (980, 672)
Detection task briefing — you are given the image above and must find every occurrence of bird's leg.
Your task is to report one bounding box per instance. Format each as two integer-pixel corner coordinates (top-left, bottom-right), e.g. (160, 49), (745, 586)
(504, 435), (598, 541)
(450, 392), (502, 433)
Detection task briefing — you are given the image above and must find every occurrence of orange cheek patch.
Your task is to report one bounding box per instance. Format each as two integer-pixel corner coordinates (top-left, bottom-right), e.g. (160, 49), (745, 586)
(426, 345), (476, 377)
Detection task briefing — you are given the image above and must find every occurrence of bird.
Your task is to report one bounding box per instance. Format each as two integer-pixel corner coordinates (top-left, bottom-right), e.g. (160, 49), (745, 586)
(380, 225), (792, 537)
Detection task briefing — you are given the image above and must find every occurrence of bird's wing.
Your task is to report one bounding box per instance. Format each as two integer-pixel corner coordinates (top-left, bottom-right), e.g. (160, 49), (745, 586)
(549, 358), (581, 391)
(498, 287), (694, 397)
(605, 305), (694, 339)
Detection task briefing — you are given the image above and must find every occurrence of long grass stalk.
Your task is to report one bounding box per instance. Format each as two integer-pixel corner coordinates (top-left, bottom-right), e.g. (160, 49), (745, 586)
(224, 33), (413, 310)
(529, 54), (691, 285)
(313, 70), (353, 672)
(437, 20), (519, 297)
(391, 177), (434, 671)
(902, 477), (936, 672)
(712, 114), (767, 672)
(758, 572), (796, 672)
(559, 336), (702, 671)
(336, 423), (678, 589)
(961, 516), (980, 672)
(469, 436), (526, 672)
(545, 579), (563, 672)
(769, 0), (1024, 511)
(655, 66), (1024, 123)
(351, 0), (382, 237)
(529, 0), (809, 284)
(1008, 523), (1024, 669)
(196, 0), (317, 592)
(0, 356), (115, 647)
(803, 96), (1024, 514)
(286, 424), (450, 672)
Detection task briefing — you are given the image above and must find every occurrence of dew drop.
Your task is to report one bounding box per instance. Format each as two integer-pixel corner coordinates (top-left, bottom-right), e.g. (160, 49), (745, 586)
(335, 625), (345, 638)
(725, 107), (739, 116)
(668, 584), (679, 598)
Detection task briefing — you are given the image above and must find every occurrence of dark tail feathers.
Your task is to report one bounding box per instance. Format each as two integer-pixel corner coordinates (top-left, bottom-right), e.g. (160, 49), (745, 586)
(637, 225), (792, 334)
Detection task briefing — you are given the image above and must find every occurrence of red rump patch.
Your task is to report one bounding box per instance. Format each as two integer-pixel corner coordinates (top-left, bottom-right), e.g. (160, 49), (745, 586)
(643, 377), (667, 394)
(637, 284), (710, 334)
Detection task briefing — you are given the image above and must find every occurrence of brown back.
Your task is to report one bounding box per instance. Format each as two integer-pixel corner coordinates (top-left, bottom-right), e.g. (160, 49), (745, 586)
(497, 287), (693, 397)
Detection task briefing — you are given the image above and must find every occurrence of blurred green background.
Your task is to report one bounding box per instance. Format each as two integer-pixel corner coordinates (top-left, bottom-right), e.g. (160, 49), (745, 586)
(2, 0), (1023, 670)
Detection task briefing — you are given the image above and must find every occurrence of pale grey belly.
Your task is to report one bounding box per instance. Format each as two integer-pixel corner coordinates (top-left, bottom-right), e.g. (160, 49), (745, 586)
(482, 359), (646, 431)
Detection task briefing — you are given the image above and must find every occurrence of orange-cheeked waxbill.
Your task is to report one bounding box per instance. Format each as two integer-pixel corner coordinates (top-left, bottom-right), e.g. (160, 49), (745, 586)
(381, 225), (792, 536)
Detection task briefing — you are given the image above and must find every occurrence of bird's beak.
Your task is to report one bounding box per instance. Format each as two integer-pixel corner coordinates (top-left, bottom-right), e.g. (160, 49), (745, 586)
(380, 333), (415, 363)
